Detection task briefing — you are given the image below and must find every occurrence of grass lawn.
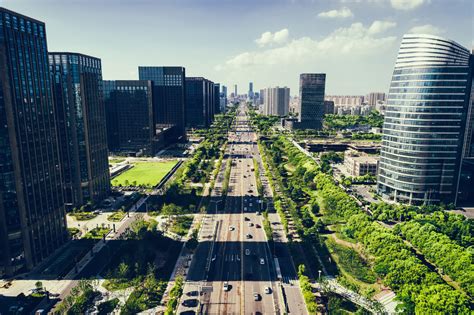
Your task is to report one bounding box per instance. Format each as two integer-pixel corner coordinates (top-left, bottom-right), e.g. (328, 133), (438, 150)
(111, 161), (178, 188)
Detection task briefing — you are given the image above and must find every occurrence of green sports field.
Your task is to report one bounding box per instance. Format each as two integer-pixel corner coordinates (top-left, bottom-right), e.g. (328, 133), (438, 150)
(111, 161), (178, 187)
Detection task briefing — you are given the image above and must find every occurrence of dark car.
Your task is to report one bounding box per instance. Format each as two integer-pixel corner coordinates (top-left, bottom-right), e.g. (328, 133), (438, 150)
(182, 299), (199, 308)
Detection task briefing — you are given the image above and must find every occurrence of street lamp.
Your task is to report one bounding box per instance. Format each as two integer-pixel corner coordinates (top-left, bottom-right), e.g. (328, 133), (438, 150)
(318, 270), (322, 282)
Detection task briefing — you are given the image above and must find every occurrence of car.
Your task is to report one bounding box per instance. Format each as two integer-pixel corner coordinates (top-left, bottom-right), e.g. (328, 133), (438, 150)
(245, 233), (252, 239)
(244, 207), (248, 211)
(244, 217), (250, 221)
(264, 286), (272, 294)
(248, 189), (253, 193)
(253, 293), (260, 301)
(182, 299), (199, 307)
(260, 258), (265, 265)
(229, 226), (235, 231)
(245, 249), (250, 255)
(248, 222), (253, 227)
(255, 224), (261, 228)
(223, 282), (230, 291)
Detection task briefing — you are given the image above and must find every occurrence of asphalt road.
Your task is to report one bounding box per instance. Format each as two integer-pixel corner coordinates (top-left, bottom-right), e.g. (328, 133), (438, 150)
(179, 105), (283, 314)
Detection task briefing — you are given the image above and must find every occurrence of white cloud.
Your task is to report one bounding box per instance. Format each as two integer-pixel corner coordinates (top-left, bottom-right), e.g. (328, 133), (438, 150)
(368, 20), (397, 34)
(318, 7), (354, 18)
(390, 0), (427, 10)
(217, 21), (397, 70)
(255, 29), (289, 47)
(408, 24), (444, 35)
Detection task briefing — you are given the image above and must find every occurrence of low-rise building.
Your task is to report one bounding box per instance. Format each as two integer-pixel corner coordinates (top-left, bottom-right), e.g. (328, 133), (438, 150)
(344, 150), (379, 177)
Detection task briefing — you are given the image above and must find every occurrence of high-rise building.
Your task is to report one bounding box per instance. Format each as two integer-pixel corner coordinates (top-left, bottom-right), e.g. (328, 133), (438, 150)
(49, 52), (110, 209)
(214, 83), (221, 114)
(293, 73), (326, 129)
(103, 80), (155, 155)
(0, 8), (67, 276)
(366, 92), (386, 106)
(185, 77), (215, 128)
(377, 34), (472, 205)
(325, 95), (364, 107)
(221, 85), (228, 112)
(248, 82), (254, 99)
(262, 87), (290, 116)
(234, 84), (238, 96)
(138, 66), (186, 141)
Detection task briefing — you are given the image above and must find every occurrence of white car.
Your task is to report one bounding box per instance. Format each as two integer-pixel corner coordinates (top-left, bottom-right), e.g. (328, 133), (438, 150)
(223, 282), (230, 291)
(248, 222), (253, 227)
(264, 287), (272, 294)
(260, 258), (265, 265)
(229, 226), (235, 231)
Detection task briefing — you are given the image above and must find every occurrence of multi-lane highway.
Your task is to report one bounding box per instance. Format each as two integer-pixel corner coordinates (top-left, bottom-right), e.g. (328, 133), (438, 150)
(178, 104), (306, 314)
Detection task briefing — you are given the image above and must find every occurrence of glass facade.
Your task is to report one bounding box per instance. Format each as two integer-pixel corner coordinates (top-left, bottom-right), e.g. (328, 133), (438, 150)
(104, 80), (154, 155)
(377, 34), (472, 205)
(185, 77), (215, 128)
(294, 73), (326, 129)
(0, 9), (66, 276)
(49, 52), (110, 209)
(138, 66), (186, 141)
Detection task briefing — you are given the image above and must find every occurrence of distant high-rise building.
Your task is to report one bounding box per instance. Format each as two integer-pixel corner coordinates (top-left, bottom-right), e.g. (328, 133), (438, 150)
(366, 92), (386, 106)
(103, 80), (155, 155)
(293, 73), (326, 129)
(248, 82), (254, 99)
(49, 52), (110, 209)
(138, 66), (186, 141)
(234, 84), (238, 96)
(325, 95), (364, 107)
(377, 34), (472, 205)
(0, 8), (67, 277)
(185, 77), (215, 128)
(221, 85), (228, 112)
(262, 87), (290, 116)
(214, 83), (221, 114)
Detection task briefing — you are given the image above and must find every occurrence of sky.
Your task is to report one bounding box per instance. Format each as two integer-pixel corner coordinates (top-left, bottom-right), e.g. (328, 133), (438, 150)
(2, 0), (472, 95)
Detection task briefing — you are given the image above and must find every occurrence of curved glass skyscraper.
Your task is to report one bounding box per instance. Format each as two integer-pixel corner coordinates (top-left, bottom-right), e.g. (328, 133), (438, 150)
(377, 34), (472, 205)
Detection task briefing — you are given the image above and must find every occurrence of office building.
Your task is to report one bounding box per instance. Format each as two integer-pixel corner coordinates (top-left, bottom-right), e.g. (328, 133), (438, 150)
(366, 92), (386, 106)
(262, 87), (290, 116)
(324, 100), (335, 115)
(377, 34), (472, 205)
(234, 84), (238, 96)
(185, 77), (215, 128)
(138, 66), (186, 141)
(221, 85), (228, 112)
(49, 52), (110, 209)
(325, 95), (364, 107)
(344, 151), (379, 177)
(0, 8), (67, 276)
(293, 73), (326, 129)
(104, 80), (156, 156)
(214, 83), (220, 114)
(248, 82), (254, 99)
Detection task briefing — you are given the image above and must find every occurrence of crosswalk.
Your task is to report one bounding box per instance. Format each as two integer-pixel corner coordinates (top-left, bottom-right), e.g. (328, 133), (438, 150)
(281, 276), (298, 285)
(222, 254), (241, 262)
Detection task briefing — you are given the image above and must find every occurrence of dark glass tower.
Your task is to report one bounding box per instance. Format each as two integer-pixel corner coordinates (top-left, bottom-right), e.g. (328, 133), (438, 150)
(185, 77), (214, 128)
(294, 73), (326, 129)
(138, 66), (186, 141)
(0, 8), (67, 276)
(377, 34), (472, 205)
(49, 52), (110, 209)
(104, 80), (155, 155)
(214, 83), (220, 114)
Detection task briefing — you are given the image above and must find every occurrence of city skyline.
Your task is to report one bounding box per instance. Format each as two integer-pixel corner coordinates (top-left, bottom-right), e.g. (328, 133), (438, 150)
(2, 0), (472, 94)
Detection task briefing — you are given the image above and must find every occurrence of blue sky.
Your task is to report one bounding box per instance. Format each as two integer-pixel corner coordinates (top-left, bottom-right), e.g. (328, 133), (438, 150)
(2, 0), (472, 95)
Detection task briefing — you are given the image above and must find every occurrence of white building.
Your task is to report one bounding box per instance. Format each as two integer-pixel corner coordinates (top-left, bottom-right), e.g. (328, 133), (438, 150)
(262, 87), (290, 116)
